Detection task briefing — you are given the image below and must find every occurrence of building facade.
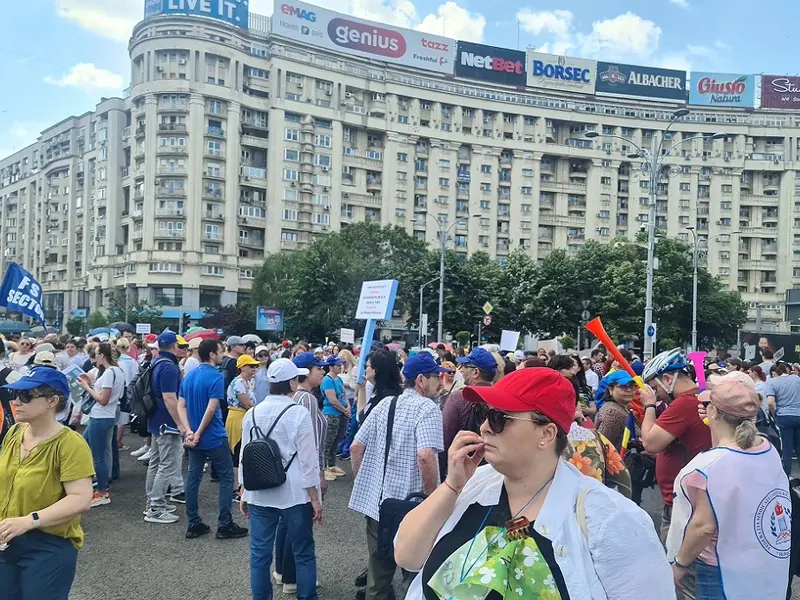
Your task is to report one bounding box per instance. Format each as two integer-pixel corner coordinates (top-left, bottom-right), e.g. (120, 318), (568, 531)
(1, 10), (798, 330)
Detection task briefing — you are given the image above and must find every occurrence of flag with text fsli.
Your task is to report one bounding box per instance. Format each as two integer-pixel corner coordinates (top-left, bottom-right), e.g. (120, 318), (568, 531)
(0, 263), (46, 326)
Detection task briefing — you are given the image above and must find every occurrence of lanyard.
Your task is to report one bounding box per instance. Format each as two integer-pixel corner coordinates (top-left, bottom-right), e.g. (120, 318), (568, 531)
(459, 473), (555, 584)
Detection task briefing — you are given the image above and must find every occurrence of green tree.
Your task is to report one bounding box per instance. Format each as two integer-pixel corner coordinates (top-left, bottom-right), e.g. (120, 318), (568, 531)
(198, 303), (254, 336)
(561, 335), (576, 350)
(104, 292), (168, 333)
(86, 312), (106, 330)
(66, 317), (85, 337)
(455, 330), (471, 348)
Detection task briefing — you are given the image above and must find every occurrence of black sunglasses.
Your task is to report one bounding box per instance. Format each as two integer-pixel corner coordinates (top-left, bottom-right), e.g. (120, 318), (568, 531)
(15, 390), (49, 404)
(256, 353), (268, 358)
(475, 405), (550, 434)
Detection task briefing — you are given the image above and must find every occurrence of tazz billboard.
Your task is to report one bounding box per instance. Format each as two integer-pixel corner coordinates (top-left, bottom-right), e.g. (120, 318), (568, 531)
(595, 62), (686, 102)
(273, 0), (455, 75)
(526, 51), (596, 94)
(761, 75), (800, 109)
(144, 0), (249, 29)
(689, 72), (755, 107)
(455, 41), (525, 86)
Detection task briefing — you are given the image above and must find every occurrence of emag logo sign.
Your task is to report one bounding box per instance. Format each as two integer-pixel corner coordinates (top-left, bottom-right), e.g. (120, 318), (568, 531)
(272, 0), (455, 75)
(526, 52), (596, 94)
(455, 41), (526, 86)
(596, 62), (686, 101)
(689, 72), (755, 107)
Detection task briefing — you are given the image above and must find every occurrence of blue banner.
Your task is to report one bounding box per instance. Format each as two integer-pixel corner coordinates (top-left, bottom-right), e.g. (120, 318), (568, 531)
(256, 307), (283, 331)
(595, 62), (687, 102)
(689, 72), (756, 107)
(0, 263), (46, 326)
(144, 0), (249, 30)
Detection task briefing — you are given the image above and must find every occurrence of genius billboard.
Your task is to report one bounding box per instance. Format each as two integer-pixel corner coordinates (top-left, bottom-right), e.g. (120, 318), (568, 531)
(144, 0), (249, 29)
(455, 41), (526, 86)
(595, 62), (687, 102)
(761, 75), (800, 110)
(526, 51), (596, 94)
(689, 72), (755, 107)
(272, 0), (455, 75)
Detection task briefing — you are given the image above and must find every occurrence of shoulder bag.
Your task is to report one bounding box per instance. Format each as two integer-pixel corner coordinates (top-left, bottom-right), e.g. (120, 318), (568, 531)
(376, 396), (426, 562)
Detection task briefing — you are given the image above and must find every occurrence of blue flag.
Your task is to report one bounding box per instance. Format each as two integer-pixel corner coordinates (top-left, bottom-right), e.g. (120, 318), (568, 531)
(0, 263), (46, 326)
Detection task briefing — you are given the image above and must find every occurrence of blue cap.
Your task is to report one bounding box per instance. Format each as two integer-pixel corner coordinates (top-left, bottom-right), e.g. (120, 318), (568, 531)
(325, 356), (344, 366)
(631, 360), (644, 375)
(4, 366), (70, 398)
(604, 370), (635, 387)
(403, 352), (453, 380)
(158, 331), (177, 347)
(456, 347), (497, 373)
(293, 352), (325, 369)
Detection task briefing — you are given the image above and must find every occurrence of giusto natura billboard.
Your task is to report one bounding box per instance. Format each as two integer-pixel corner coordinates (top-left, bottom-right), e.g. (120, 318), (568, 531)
(595, 62), (687, 102)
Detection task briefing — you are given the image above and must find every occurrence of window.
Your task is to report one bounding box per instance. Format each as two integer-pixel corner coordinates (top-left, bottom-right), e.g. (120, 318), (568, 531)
(522, 169), (533, 177)
(521, 187), (532, 196)
(312, 213), (330, 225)
(283, 188), (298, 201)
(480, 200), (491, 209)
(287, 73), (303, 84)
(481, 165), (492, 174)
(154, 287), (183, 306)
(283, 169), (298, 181)
(521, 204), (532, 213)
(680, 183), (690, 191)
(397, 115), (408, 124)
(284, 148), (299, 161)
(312, 194), (330, 207)
(285, 113), (301, 123)
(315, 134), (332, 148)
(281, 231), (298, 241)
(282, 209), (298, 221)
(284, 128), (299, 141)
(439, 178), (449, 187)
(149, 263), (182, 273)
(202, 265), (224, 276)
(439, 159), (450, 169)
(480, 183), (491, 192)
(365, 151), (382, 160)
(314, 154), (332, 167)
(397, 152), (407, 162)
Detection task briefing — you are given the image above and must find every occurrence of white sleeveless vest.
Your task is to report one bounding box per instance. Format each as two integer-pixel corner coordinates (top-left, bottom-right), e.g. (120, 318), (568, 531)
(666, 443), (790, 600)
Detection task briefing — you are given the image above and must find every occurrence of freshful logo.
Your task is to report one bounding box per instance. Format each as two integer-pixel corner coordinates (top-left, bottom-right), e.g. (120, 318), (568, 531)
(328, 18), (406, 58)
(599, 66), (626, 85)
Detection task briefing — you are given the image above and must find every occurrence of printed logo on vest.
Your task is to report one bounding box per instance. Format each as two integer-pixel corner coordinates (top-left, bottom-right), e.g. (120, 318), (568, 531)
(754, 488), (792, 558)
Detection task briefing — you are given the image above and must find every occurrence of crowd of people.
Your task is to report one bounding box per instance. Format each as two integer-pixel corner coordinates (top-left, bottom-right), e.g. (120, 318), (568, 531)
(0, 329), (795, 600)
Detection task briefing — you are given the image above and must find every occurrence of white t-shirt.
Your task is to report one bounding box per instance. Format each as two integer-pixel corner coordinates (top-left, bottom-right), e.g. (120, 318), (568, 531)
(118, 354), (138, 386)
(585, 368), (599, 393)
(89, 366), (125, 419)
(182, 356), (200, 376)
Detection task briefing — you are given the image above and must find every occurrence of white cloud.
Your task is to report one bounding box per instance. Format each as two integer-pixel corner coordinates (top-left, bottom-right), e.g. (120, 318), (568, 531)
(517, 8), (573, 38)
(0, 121), (48, 161)
(44, 63), (124, 92)
(669, 0), (690, 9)
(53, 0), (140, 42)
(416, 2), (486, 42)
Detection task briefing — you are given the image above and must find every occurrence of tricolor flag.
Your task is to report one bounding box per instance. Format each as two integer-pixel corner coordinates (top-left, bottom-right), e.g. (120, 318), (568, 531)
(620, 412), (637, 459)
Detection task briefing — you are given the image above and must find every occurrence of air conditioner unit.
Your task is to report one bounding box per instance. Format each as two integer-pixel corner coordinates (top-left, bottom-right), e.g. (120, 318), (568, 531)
(343, 192), (350, 198)
(290, 181), (296, 187)
(321, 166), (329, 172)
(178, 59), (187, 65)
(156, 66), (164, 72)
(345, 92), (354, 99)
(325, 90), (332, 96)
(244, 176), (251, 181)
(323, 186), (329, 191)
(323, 206), (330, 212)
(297, 82), (303, 88)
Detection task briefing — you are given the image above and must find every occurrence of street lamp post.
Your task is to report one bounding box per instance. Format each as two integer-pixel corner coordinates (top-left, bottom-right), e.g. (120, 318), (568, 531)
(418, 276), (439, 346)
(686, 226), (699, 352)
(587, 113), (729, 360)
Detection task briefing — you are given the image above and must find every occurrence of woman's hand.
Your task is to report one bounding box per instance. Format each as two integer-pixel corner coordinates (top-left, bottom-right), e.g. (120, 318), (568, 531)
(239, 500), (249, 519)
(446, 431), (485, 493)
(0, 515), (35, 545)
(672, 563), (688, 590)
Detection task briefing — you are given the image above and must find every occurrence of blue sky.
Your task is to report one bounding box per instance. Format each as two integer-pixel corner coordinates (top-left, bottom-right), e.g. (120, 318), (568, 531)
(0, 0), (794, 158)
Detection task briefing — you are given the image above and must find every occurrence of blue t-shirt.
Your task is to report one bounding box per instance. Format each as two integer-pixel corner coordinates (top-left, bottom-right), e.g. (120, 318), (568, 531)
(180, 363), (227, 450)
(321, 374), (346, 417)
(763, 375), (800, 417)
(148, 353), (181, 435)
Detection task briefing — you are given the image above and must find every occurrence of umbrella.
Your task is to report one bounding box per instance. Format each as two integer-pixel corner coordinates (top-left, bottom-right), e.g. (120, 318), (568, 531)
(428, 342), (453, 352)
(242, 334), (262, 344)
(30, 325), (59, 338)
(186, 326), (206, 334)
(386, 342), (404, 351)
(0, 320), (31, 334)
(110, 322), (134, 333)
(88, 327), (112, 337)
(184, 329), (220, 342)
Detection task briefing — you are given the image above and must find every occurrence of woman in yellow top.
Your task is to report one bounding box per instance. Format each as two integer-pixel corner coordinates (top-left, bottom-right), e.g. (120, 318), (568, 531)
(0, 366), (94, 600)
(226, 354), (259, 501)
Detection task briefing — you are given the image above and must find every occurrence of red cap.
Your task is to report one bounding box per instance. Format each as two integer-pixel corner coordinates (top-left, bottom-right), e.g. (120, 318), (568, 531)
(143, 333), (158, 344)
(462, 367), (575, 433)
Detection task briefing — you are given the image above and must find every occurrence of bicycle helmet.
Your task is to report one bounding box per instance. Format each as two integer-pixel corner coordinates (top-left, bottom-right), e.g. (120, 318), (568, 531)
(642, 348), (689, 382)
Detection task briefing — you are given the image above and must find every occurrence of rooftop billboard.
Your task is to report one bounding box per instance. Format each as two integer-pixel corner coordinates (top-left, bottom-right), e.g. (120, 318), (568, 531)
(761, 75), (800, 110)
(455, 41), (526, 87)
(526, 51), (596, 95)
(144, 0), (249, 29)
(595, 62), (687, 102)
(689, 72), (755, 107)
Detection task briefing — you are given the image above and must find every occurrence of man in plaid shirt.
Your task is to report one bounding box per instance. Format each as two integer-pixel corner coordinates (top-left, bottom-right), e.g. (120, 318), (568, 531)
(349, 352), (448, 600)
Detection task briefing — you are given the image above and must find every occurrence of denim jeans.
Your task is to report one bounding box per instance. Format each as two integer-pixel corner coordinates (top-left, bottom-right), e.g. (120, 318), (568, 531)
(85, 417), (116, 492)
(186, 442), (233, 528)
(694, 560), (725, 600)
(249, 503), (317, 600)
(776, 415), (800, 476)
(275, 517), (296, 584)
(145, 433), (184, 512)
(0, 530), (78, 600)
(661, 504), (696, 600)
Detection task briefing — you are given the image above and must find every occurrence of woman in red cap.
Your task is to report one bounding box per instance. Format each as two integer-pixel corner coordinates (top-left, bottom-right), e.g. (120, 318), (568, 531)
(395, 367), (674, 600)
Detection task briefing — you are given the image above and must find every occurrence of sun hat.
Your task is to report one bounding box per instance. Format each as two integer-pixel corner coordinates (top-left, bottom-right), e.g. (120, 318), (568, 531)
(236, 354), (260, 369)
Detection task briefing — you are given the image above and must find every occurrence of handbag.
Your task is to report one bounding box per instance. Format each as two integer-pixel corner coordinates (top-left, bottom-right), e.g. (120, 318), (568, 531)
(375, 396), (426, 562)
(80, 367), (118, 415)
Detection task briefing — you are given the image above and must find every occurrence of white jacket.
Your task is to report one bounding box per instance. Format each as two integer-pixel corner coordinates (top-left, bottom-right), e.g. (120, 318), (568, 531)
(403, 460), (675, 600)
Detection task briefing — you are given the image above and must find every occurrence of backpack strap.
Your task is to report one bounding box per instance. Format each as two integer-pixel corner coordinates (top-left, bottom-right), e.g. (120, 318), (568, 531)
(576, 487), (590, 541)
(259, 403), (299, 471)
(378, 396), (399, 503)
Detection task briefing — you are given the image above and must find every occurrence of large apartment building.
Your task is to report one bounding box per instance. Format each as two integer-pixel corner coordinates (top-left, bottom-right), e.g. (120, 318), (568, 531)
(0, 9), (797, 330)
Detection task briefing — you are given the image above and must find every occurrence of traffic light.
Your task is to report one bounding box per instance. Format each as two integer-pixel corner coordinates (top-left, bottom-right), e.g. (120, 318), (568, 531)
(181, 312), (191, 332)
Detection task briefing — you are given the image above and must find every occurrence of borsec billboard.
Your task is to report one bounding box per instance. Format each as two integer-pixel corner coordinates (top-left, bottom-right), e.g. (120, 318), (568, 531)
(144, 0), (249, 29)
(455, 41), (525, 86)
(595, 62), (686, 102)
(526, 51), (596, 95)
(761, 75), (800, 109)
(689, 72), (755, 107)
(273, 0), (455, 75)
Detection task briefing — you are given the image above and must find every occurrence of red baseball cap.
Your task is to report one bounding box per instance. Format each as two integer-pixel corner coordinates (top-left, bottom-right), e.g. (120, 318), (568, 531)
(143, 333), (158, 344)
(462, 367), (576, 433)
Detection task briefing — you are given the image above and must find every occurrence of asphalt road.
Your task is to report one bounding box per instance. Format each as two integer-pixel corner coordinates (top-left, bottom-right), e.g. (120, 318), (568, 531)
(69, 434), (800, 599)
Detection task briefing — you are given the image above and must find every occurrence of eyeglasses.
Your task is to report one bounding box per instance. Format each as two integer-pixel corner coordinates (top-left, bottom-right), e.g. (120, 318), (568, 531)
(256, 353), (268, 358)
(15, 390), (48, 404)
(475, 405), (551, 434)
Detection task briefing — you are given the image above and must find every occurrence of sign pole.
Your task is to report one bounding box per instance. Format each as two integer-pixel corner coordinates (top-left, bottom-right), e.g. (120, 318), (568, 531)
(356, 319), (377, 385)
(354, 279), (398, 385)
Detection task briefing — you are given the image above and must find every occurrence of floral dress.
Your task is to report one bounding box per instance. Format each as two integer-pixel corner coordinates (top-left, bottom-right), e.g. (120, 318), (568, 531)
(564, 422), (631, 499)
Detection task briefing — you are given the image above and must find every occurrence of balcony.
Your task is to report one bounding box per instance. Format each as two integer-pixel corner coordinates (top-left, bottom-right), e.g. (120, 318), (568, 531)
(239, 236), (264, 249)
(159, 102), (189, 113)
(205, 211), (225, 221)
(156, 188), (187, 198)
(155, 207), (185, 217)
(240, 165), (266, 180)
(241, 134), (268, 148)
(202, 189), (223, 201)
(280, 239), (298, 250)
(154, 229), (185, 240)
(241, 118), (268, 132)
(158, 123), (187, 133)
(740, 259), (778, 269)
(135, 125), (146, 138)
(207, 126), (225, 138)
(539, 214), (587, 226)
(120, 167), (130, 178)
(157, 145), (188, 155)
(157, 166), (187, 175)
(366, 177), (383, 191)
(239, 215), (266, 227)
(203, 232), (223, 242)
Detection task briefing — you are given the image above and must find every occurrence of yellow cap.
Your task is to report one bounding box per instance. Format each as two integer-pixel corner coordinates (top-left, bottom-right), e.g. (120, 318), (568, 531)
(236, 354), (260, 369)
(176, 335), (188, 347)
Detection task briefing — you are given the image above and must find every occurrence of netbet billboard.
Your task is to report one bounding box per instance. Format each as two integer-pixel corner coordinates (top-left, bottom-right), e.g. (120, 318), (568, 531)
(273, 0), (455, 75)
(144, 0), (249, 29)
(454, 41), (525, 86)
(595, 62), (687, 102)
(526, 51), (596, 94)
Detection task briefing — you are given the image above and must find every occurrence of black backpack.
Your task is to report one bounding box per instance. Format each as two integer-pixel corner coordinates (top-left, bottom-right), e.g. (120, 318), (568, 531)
(241, 404), (297, 491)
(756, 408), (782, 456)
(127, 358), (168, 421)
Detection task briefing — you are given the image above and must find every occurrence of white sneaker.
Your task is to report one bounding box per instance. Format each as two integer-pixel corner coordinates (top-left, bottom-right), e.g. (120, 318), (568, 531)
(131, 445), (150, 457)
(143, 504), (177, 516)
(272, 572), (283, 585)
(283, 583), (297, 594)
(137, 449), (153, 462)
(144, 510), (179, 524)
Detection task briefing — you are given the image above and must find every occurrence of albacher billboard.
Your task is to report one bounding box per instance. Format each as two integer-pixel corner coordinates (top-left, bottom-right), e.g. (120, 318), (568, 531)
(761, 75), (800, 109)
(144, 0), (249, 29)
(526, 51), (596, 94)
(595, 62), (687, 102)
(689, 72), (755, 107)
(454, 41), (526, 86)
(272, 0), (455, 75)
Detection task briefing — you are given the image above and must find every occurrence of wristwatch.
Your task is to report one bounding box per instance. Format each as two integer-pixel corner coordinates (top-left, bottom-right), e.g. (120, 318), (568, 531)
(644, 404), (657, 411)
(30, 512), (41, 529)
(673, 558), (690, 570)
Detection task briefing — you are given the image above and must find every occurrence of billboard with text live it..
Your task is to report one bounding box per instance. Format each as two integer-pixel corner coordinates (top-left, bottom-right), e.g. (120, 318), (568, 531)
(273, 0), (455, 75)
(761, 75), (800, 109)
(454, 41), (526, 86)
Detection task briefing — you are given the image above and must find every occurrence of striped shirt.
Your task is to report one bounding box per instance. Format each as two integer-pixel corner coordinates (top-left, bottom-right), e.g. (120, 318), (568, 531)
(293, 388), (327, 471)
